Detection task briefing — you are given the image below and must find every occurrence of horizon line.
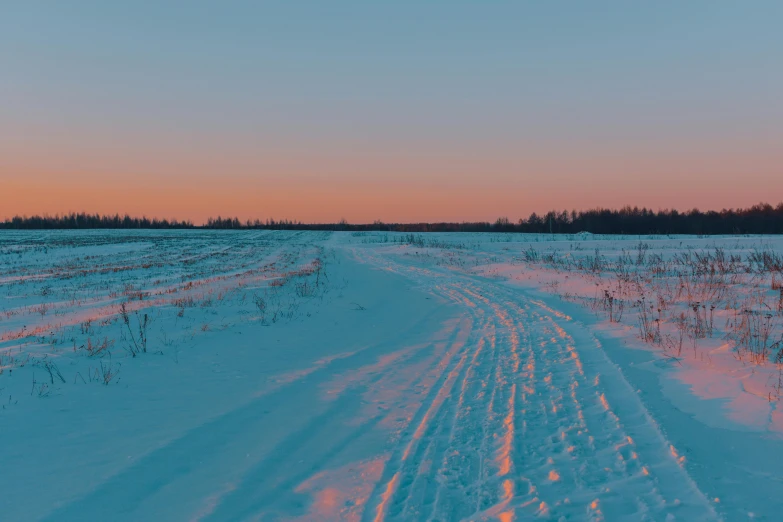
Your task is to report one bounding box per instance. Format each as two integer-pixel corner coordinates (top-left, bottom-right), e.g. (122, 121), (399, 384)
(3, 201), (783, 228)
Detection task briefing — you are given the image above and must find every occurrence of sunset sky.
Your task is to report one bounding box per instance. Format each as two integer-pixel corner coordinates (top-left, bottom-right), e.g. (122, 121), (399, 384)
(2, 1), (782, 224)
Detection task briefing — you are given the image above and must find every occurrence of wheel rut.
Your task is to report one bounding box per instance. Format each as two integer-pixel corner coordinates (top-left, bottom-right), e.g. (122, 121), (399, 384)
(357, 251), (718, 522)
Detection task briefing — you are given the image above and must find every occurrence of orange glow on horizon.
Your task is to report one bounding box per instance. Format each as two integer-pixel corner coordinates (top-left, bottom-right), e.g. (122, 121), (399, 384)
(3, 167), (781, 225)
(2, 137), (781, 225)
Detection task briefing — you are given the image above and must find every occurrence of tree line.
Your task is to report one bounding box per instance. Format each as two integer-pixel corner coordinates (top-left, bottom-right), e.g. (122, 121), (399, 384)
(0, 213), (194, 229)
(3, 203), (783, 234)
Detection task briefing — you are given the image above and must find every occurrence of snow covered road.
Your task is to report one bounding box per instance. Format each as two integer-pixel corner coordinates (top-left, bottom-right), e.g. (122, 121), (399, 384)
(5, 231), (783, 520)
(351, 248), (717, 521)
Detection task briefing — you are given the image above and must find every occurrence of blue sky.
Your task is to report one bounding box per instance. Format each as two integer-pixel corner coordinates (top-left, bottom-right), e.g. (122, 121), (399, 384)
(2, 1), (782, 222)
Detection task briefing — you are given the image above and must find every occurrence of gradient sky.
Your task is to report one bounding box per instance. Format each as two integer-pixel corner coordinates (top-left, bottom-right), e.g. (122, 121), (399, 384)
(2, 1), (782, 223)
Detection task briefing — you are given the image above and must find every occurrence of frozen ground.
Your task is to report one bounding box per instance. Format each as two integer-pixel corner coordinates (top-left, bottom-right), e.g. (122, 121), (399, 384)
(1, 230), (782, 521)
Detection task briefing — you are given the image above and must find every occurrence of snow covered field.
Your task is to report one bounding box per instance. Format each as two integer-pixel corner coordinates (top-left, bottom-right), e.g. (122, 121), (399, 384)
(1, 230), (782, 521)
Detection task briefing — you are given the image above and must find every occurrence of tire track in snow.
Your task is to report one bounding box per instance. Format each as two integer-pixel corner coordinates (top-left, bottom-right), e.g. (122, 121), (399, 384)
(367, 287), (484, 522)
(354, 250), (719, 522)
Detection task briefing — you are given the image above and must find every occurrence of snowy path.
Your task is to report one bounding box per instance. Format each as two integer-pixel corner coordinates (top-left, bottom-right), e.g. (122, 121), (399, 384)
(1, 234), (730, 520)
(354, 249), (718, 521)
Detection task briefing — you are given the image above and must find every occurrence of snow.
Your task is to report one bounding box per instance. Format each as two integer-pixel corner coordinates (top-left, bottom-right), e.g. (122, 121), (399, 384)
(1, 230), (782, 520)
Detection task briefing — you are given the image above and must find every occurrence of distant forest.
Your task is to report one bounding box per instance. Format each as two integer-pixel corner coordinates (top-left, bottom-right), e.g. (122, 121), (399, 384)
(3, 202), (783, 235)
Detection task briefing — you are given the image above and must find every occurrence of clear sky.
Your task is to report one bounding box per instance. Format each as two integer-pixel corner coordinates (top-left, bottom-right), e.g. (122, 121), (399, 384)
(2, 1), (782, 224)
